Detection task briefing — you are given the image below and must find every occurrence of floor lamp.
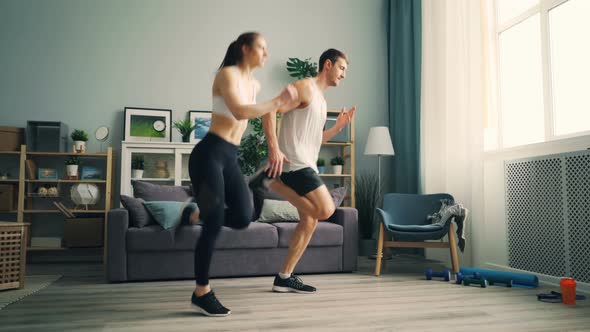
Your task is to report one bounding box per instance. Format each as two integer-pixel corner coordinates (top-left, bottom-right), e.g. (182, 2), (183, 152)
(364, 126), (395, 259)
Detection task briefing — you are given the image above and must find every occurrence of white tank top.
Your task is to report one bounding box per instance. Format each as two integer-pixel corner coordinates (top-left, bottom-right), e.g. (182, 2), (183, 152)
(278, 87), (327, 173)
(212, 67), (256, 120)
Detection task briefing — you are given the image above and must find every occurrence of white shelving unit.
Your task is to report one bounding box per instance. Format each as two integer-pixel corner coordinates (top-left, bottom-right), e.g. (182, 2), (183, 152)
(120, 141), (195, 197)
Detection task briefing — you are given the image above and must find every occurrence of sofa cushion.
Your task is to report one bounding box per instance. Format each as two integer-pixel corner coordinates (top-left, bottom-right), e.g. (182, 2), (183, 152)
(128, 222), (280, 252)
(120, 195), (155, 228)
(143, 201), (198, 230)
(127, 225), (176, 251)
(330, 186), (347, 207)
(257, 199), (299, 222)
(132, 180), (192, 201)
(251, 178), (285, 221)
(274, 222), (343, 248)
(175, 222), (278, 250)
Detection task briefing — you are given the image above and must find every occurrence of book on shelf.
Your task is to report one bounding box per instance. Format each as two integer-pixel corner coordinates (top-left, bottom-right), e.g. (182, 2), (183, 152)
(25, 159), (37, 180)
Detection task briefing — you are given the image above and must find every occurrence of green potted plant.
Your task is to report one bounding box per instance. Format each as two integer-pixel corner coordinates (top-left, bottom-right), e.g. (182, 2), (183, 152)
(330, 156), (344, 175)
(131, 155), (144, 179)
(172, 118), (196, 143)
(355, 172), (382, 256)
(286, 57), (318, 79)
(64, 156), (80, 177)
(71, 129), (89, 153)
(317, 158), (326, 174)
(238, 118), (268, 175)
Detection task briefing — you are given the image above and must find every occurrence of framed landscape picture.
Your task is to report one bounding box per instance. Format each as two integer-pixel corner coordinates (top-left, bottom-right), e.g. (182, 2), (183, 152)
(189, 110), (212, 143)
(124, 107), (172, 142)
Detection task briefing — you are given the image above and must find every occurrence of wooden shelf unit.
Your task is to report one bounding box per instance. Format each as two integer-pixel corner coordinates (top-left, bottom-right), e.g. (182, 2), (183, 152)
(2, 145), (114, 254)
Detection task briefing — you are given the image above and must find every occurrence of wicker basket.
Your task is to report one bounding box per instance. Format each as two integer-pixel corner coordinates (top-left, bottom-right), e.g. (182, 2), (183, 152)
(0, 222), (29, 290)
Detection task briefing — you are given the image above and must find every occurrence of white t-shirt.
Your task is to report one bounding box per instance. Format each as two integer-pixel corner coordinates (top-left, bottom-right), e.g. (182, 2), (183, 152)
(278, 87), (327, 173)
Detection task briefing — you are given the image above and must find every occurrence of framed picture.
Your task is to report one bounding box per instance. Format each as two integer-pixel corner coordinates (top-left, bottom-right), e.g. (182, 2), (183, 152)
(38, 168), (58, 180)
(189, 110), (212, 143)
(124, 107), (172, 142)
(81, 166), (102, 180)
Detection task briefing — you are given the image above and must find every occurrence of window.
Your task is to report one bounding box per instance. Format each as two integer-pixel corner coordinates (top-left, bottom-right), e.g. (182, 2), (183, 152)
(487, 0), (590, 150)
(549, 0), (590, 136)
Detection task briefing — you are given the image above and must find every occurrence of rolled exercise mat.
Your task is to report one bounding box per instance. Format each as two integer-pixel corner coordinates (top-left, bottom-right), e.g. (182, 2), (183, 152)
(459, 267), (538, 288)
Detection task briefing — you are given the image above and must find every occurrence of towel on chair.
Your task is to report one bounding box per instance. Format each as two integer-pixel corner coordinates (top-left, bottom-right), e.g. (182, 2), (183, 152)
(427, 199), (468, 252)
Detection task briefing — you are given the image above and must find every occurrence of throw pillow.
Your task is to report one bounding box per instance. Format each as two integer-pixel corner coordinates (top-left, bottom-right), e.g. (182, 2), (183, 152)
(143, 201), (199, 230)
(250, 176), (285, 221)
(329, 186), (347, 207)
(256, 199), (299, 222)
(132, 180), (192, 202)
(120, 195), (155, 228)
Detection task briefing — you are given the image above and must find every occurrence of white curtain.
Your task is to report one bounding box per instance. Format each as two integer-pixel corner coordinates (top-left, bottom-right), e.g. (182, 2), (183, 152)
(421, 0), (490, 266)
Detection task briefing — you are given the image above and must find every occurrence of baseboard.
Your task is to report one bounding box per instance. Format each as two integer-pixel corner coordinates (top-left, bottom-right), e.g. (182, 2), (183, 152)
(483, 262), (590, 294)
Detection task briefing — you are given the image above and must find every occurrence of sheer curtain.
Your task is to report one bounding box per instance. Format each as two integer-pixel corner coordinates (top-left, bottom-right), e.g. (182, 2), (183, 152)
(421, 0), (490, 266)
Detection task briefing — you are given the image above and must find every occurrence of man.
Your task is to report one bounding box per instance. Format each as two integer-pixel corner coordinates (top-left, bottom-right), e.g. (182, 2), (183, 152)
(250, 48), (356, 293)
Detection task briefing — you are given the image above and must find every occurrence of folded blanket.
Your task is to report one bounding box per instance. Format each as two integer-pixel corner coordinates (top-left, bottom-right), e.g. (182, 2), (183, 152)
(427, 199), (468, 252)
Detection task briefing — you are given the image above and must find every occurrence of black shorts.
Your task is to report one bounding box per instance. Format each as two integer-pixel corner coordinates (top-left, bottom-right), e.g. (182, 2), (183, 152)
(280, 167), (324, 196)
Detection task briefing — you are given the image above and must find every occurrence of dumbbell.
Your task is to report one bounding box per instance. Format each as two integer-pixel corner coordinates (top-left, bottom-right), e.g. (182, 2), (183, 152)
(462, 276), (489, 288)
(425, 268), (451, 281)
(488, 277), (513, 287)
(455, 272), (481, 285)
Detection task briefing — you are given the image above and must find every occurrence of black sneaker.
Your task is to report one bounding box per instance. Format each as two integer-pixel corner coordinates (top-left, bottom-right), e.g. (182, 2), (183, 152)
(248, 168), (271, 190)
(191, 291), (231, 317)
(272, 274), (316, 294)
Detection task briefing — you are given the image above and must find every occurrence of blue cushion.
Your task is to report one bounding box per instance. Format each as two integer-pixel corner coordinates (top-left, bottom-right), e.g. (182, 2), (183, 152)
(143, 201), (198, 230)
(387, 223), (444, 233)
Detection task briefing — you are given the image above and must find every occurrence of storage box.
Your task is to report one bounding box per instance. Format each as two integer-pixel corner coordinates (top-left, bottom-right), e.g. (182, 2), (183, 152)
(63, 218), (104, 248)
(0, 184), (18, 212)
(0, 127), (25, 151)
(26, 121), (68, 152)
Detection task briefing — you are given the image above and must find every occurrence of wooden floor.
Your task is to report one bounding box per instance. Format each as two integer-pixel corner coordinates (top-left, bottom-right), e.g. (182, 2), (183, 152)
(1, 255), (589, 332)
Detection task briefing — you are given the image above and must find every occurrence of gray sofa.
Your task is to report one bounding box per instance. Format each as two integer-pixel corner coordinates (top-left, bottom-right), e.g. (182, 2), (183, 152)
(106, 181), (358, 282)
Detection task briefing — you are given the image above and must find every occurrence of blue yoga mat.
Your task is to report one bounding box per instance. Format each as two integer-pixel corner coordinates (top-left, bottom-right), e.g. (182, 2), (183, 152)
(460, 267), (539, 288)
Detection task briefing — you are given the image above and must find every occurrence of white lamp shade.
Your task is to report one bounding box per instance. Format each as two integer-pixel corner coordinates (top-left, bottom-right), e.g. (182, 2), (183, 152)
(364, 126), (395, 156)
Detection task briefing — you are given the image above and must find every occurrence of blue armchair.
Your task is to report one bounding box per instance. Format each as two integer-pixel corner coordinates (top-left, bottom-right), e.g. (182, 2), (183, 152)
(374, 193), (459, 276)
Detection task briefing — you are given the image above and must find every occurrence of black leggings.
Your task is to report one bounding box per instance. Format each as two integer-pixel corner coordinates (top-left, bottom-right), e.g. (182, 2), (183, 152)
(189, 133), (252, 286)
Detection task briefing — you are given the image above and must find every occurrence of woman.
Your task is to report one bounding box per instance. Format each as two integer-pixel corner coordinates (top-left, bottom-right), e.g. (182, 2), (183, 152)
(189, 32), (296, 317)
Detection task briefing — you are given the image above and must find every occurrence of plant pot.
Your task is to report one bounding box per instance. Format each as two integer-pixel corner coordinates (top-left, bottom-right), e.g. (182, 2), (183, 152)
(317, 166), (325, 174)
(332, 165), (343, 175)
(66, 165), (79, 177)
(131, 169), (144, 179)
(73, 140), (86, 153)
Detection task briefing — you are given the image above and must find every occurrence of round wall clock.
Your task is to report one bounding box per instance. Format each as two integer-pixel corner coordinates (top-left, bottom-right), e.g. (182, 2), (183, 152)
(153, 120), (166, 132)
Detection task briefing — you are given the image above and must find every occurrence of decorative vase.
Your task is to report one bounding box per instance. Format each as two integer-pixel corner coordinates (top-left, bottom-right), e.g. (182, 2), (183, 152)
(154, 160), (169, 178)
(73, 141), (86, 153)
(66, 165), (78, 176)
(332, 165), (343, 175)
(131, 169), (144, 179)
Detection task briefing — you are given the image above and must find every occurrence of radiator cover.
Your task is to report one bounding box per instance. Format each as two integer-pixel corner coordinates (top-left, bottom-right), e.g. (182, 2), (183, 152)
(505, 150), (590, 283)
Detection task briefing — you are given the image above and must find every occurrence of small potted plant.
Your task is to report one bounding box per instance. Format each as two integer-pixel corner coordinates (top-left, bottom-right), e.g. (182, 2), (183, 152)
(172, 118), (197, 143)
(131, 155), (144, 179)
(330, 156), (344, 175)
(317, 158), (326, 174)
(71, 129), (89, 153)
(65, 156), (80, 177)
